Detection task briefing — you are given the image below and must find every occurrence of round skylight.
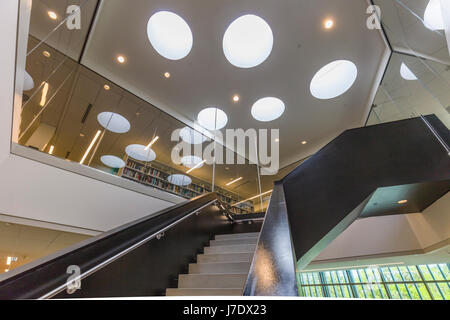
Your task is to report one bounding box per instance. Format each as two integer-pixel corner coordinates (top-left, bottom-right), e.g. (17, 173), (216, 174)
(181, 155), (204, 169)
(197, 107), (228, 130)
(100, 155), (126, 169)
(23, 71), (34, 91)
(147, 11), (193, 60)
(167, 174), (192, 186)
(223, 14), (273, 68)
(97, 112), (130, 134)
(310, 60), (357, 100)
(125, 144), (156, 162)
(424, 0), (444, 31)
(180, 126), (207, 144)
(400, 63), (417, 81)
(251, 97), (285, 122)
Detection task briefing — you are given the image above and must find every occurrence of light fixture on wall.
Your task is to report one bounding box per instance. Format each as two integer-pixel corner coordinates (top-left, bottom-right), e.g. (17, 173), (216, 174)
(145, 136), (159, 150)
(40, 82), (49, 107)
(80, 130), (102, 165)
(186, 159), (206, 174)
(226, 177), (243, 186)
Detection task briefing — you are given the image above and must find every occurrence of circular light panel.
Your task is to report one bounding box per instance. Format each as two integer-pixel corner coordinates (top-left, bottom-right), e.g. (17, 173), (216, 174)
(97, 112), (130, 134)
(424, 0), (444, 30)
(168, 174), (192, 186)
(197, 107), (228, 130)
(181, 155), (204, 169)
(180, 126), (207, 144)
(251, 97), (285, 122)
(400, 63), (417, 81)
(101, 155), (126, 168)
(125, 144), (156, 162)
(147, 11), (193, 60)
(223, 14), (273, 68)
(310, 60), (357, 99)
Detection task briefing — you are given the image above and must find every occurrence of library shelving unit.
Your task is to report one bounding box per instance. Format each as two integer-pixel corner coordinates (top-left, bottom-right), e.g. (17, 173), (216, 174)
(120, 157), (254, 214)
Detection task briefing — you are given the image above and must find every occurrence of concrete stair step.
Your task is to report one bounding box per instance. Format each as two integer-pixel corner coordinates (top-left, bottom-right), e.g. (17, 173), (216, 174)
(214, 232), (259, 241)
(210, 238), (258, 246)
(178, 273), (248, 289)
(189, 262), (251, 274)
(204, 244), (256, 255)
(166, 288), (242, 296)
(197, 252), (254, 263)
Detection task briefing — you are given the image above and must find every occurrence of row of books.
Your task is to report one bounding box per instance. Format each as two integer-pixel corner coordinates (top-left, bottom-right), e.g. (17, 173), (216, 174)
(123, 158), (255, 213)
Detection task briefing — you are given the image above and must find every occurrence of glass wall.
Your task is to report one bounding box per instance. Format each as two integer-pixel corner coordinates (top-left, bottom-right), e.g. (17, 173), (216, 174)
(298, 263), (450, 300)
(16, 0), (267, 214)
(368, 0), (450, 129)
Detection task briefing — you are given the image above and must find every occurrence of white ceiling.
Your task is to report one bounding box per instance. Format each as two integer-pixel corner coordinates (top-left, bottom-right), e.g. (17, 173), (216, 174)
(81, 0), (390, 168)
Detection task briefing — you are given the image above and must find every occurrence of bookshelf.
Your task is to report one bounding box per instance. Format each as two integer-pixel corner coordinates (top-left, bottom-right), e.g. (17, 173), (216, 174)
(121, 157), (255, 214)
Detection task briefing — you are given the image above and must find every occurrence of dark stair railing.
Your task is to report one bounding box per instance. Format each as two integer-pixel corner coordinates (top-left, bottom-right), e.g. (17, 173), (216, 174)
(0, 193), (263, 299)
(244, 115), (449, 296)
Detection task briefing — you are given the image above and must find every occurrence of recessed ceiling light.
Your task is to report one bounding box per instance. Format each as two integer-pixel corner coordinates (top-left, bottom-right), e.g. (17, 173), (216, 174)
(168, 174), (192, 186)
(275, 138), (279, 142)
(324, 19), (334, 29)
(197, 107), (228, 130)
(301, 140), (307, 145)
(97, 112), (131, 134)
(42, 51), (51, 58)
(23, 71), (34, 91)
(164, 72), (171, 78)
(424, 0), (444, 30)
(101, 155), (126, 169)
(251, 97), (285, 122)
(104, 84), (110, 90)
(147, 11), (193, 60)
(232, 95), (240, 103)
(180, 126), (207, 144)
(223, 14), (273, 68)
(126, 144), (156, 162)
(48, 11), (57, 20)
(310, 60), (357, 99)
(400, 63), (417, 81)
(116, 55), (126, 64)
(398, 199), (408, 204)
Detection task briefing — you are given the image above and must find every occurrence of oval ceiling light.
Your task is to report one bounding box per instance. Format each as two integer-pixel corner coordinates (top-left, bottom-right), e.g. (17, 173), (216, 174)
(310, 60), (357, 99)
(223, 14), (273, 68)
(97, 112), (131, 134)
(125, 144), (156, 162)
(197, 107), (228, 130)
(251, 97), (285, 122)
(400, 63), (417, 81)
(100, 155), (126, 169)
(168, 174), (192, 186)
(424, 0), (444, 31)
(180, 126), (207, 144)
(181, 155), (204, 169)
(23, 71), (34, 91)
(147, 11), (193, 60)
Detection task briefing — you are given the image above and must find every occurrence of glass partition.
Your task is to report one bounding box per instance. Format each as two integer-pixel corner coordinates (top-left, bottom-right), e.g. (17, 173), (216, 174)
(16, 0), (267, 214)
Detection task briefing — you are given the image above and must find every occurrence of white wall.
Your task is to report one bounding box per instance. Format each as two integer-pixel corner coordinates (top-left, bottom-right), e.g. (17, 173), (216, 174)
(0, 0), (181, 234)
(312, 193), (449, 265)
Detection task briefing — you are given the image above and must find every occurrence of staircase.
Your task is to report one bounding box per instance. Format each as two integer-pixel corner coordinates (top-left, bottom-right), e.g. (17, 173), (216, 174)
(166, 232), (259, 296)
